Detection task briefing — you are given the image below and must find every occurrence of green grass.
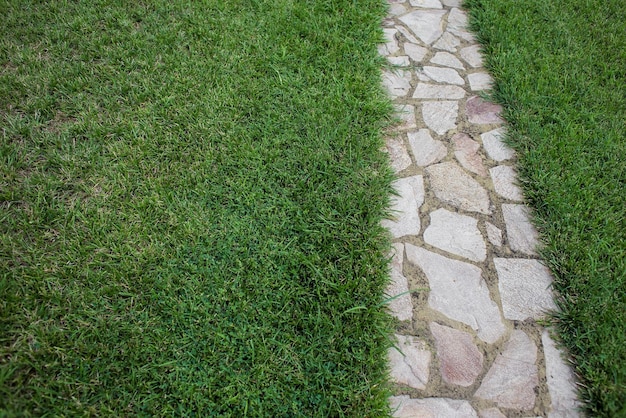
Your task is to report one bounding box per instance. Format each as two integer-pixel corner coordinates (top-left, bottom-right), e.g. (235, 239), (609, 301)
(0, 0), (396, 415)
(465, 0), (626, 415)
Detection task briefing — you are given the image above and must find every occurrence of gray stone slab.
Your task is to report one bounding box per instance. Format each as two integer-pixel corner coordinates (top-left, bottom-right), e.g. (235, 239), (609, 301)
(430, 52), (465, 69)
(388, 3), (408, 17)
(422, 101), (459, 135)
(408, 129), (447, 167)
(502, 204), (539, 255)
(479, 408), (507, 418)
(404, 42), (428, 63)
(494, 258), (557, 320)
(424, 208), (487, 262)
(466, 96), (504, 124)
(394, 104), (417, 131)
(385, 136), (412, 173)
(460, 45), (484, 68)
(388, 334), (431, 389)
(386, 243), (414, 321)
(381, 175), (425, 238)
(422, 66), (464, 85)
(485, 221), (503, 248)
(542, 331), (582, 417)
(409, 0), (443, 8)
(453, 132), (487, 176)
(396, 25), (420, 45)
(431, 322), (483, 387)
(383, 69), (411, 98)
(433, 32), (461, 52)
(388, 55), (410, 67)
(468, 72), (493, 91)
(391, 396), (479, 418)
(405, 244), (506, 343)
(399, 10), (447, 45)
(475, 330), (539, 410)
(490, 165), (523, 201)
(441, 0), (461, 6)
(481, 128), (515, 161)
(413, 83), (465, 99)
(378, 28), (400, 56)
(425, 162), (491, 214)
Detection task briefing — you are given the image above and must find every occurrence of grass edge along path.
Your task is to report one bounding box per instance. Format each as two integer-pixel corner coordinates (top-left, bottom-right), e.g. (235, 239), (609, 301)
(464, 0), (626, 415)
(0, 0), (398, 415)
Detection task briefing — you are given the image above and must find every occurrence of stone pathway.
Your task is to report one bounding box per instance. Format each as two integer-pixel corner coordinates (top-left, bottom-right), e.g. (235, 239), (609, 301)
(379, 1), (581, 416)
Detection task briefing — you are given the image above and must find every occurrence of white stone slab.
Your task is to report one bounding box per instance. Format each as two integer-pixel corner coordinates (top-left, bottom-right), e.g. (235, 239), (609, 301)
(447, 8), (475, 41)
(391, 396), (479, 418)
(424, 208), (487, 262)
(388, 334), (431, 389)
(460, 45), (484, 68)
(430, 52), (465, 69)
(381, 175), (425, 238)
(495, 258), (557, 320)
(386, 243), (413, 321)
(431, 322), (483, 387)
(441, 0), (461, 6)
(388, 55), (410, 67)
(408, 129), (447, 166)
(422, 66), (464, 85)
(490, 165), (523, 201)
(413, 83), (465, 99)
(481, 128), (515, 161)
(542, 331), (582, 417)
(425, 162), (491, 214)
(485, 221), (503, 247)
(383, 69), (411, 98)
(475, 330), (539, 410)
(502, 204), (539, 255)
(422, 101), (459, 135)
(394, 104), (417, 131)
(378, 28), (400, 56)
(404, 42), (428, 63)
(433, 32), (461, 52)
(399, 10), (447, 45)
(468, 72), (493, 91)
(385, 136), (412, 173)
(396, 25), (420, 45)
(389, 3), (408, 17)
(405, 244), (506, 343)
(409, 0), (443, 8)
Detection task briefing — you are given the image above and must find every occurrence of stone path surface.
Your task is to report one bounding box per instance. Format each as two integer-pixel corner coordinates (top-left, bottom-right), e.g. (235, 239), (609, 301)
(379, 1), (581, 416)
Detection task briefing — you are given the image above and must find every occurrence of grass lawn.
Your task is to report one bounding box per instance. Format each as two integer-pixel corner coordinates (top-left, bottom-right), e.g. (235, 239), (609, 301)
(465, 0), (626, 415)
(0, 0), (396, 415)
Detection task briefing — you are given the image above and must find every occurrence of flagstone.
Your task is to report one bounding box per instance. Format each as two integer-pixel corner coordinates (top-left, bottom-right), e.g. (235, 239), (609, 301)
(479, 408), (507, 418)
(389, 3), (409, 17)
(502, 204), (539, 255)
(430, 51), (465, 69)
(404, 42), (428, 62)
(490, 165), (523, 201)
(441, 0), (462, 6)
(422, 101), (459, 135)
(413, 83), (465, 99)
(405, 245), (506, 343)
(385, 136), (412, 173)
(408, 129), (447, 166)
(387, 243), (414, 321)
(460, 45), (484, 67)
(409, 0), (443, 8)
(481, 128), (515, 161)
(447, 8), (475, 41)
(453, 132), (487, 176)
(394, 104), (417, 131)
(399, 10), (447, 45)
(388, 334), (431, 389)
(381, 175), (425, 238)
(468, 72), (493, 91)
(378, 28), (400, 56)
(424, 208), (487, 262)
(542, 331), (582, 417)
(390, 396), (479, 418)
(430, 322), (483, 387)
(388, 56), (410, 67)
(383, 69), (411, 98)
(466, 96), (504, 124)
(426, 162), (491, 214)
(422, 66), (464, 85)
(475, 330), (539, 410)
(433, 32), (461, 52)
(485, 221), (503, 248)
(396, 25), (420, 45)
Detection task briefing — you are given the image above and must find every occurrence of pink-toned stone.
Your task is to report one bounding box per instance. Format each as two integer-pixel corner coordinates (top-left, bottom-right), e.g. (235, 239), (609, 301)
(390, 396), (478, 418)
(453, 133), (487, 176)
(385, 136), (412, 173)
(388, 334), (431, 389)
(430, 322), (484, 387)
(479, 408), (507, 418)
(386, 243), (413, 321)
(381, 175), (424, 238)
(466, 96), (504, 124)
(475, 330), (539, 410)
(425, 162), (491, 214)
(408, 129), (447, 166)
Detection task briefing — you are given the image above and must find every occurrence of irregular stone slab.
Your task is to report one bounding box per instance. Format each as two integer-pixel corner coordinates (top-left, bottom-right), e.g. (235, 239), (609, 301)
(453, 133), (487, 176)
(388, 55), (410, 67)
(378, 28), (399, 56)
(399, 10), (447, 45)
(460, 45), (484, 68)
(386, 243), (413, 321)
(408, 129), (447, 166)
(490, 165), (523, 201)
(409, 0), (443, 8)
(468, 72), (493, 91)
(430, 322), (483, 387)
(430, 51), (465, 69)
(405, 245), (506, 343)
(502, 204), (539, 255)
(475, 330), (539, 410)
(389, 3), (408, 18)
(388, 334), (431, 389)
(413, 83), (465, 99)
(542, 331), (582, 417)
(433, 32), (461, 52)
(446, 8), (474, 42)
(385, 136), (412, 173)
(404, 43), (428, 63)
(466, 96), (504, 124)
(479, 408), (507, 418)
(383, 69), (411, 98)
(425, 162), (491, 214)
(481, 128), (514, 161)
(485, 221), (503, 247)
(424, 208), (487, 262)
(396, 25), (420, 45)
(390, 396), (479, 418)
(422, 66), (464, 85)
(441, 0), (462, 6)
(422, 101), (459, 135)
(394, 104), (417, 131)
(495, 258), (557, 320)
(381, 176), (425, 238)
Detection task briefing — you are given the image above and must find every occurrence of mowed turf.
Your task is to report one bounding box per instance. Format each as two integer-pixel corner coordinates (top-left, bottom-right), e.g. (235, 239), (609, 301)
(0, 1), (396, 415)
(465, 0), (626, 415)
